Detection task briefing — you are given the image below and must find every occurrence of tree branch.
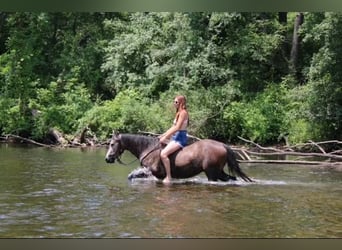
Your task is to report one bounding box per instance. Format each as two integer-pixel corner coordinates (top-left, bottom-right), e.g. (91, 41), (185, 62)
(236, 136), (342, 163)
(238, 136), (283, 152)
(2, 134), (53, 148)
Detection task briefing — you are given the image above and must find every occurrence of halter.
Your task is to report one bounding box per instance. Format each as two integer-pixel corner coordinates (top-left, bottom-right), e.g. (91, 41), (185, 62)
(110, 138), (127, 165)
(114, 139), (135, 165)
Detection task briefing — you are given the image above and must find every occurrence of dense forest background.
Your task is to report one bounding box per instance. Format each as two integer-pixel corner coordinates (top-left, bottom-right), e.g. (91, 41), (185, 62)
(0, 12), (341, 145)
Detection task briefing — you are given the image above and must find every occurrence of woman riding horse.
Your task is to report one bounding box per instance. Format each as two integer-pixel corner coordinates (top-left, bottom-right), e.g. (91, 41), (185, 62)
(159, 95), (189, 184)
(105, 133), (253, 183)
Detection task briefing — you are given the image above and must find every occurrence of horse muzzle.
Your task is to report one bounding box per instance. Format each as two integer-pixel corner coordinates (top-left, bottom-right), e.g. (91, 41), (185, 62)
(105, 157), (115, 163)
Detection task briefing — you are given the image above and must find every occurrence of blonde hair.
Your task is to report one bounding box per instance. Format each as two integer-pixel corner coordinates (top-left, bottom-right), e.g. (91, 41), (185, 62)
(175, 95), (187, 111)
(175, 95), (189, 125)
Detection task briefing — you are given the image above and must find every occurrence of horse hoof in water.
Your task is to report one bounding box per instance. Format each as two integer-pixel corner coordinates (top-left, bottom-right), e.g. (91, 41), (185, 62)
(128, 167), (153, 180)
(229, 175), (237, 181)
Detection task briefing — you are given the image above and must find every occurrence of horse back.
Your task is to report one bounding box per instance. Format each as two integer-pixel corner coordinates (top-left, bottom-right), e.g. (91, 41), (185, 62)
(175, 139), (227, 166)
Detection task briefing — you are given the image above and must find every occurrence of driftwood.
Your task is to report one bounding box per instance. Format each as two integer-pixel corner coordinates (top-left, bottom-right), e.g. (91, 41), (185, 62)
(70, 127), (98, 147)
(0, 127), (101, 148)
(48, 128), (69, 146)
(237, 136), (283, 152)
(287, 140), (342, 153)
(235, 136), (342, 168)
(0, 134), (52, 148)
(241, 150), (342, 161)
(239, 160), (342, 171)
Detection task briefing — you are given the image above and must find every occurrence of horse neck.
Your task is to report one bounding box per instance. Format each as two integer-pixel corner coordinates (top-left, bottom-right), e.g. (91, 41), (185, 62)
(121, 134), (156, 159)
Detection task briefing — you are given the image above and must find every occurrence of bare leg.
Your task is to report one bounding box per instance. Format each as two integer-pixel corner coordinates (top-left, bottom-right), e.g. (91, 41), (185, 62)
(160, 141), (181, 184)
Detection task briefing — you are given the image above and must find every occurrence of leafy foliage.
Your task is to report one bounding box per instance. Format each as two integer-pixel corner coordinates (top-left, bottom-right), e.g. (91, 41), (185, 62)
(223, 84), (288, 143)
(30, 76), (93, 139)
(304, 13), (342, 140)
(0, 12), (341, 144)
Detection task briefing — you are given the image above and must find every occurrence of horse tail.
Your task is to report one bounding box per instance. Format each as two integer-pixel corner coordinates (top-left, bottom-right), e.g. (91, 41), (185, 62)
(224, 145), (253, 182)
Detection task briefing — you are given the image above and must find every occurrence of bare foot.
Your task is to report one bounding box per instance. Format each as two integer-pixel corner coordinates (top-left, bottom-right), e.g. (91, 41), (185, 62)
(162, 177), (172, 184)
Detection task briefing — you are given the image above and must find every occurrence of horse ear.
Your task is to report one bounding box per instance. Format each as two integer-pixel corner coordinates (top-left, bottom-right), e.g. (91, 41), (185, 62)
(112, 130), (120, 138)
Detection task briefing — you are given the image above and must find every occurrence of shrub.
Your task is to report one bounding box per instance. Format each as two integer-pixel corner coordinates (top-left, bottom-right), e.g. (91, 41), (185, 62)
(30, 80), (93, 140)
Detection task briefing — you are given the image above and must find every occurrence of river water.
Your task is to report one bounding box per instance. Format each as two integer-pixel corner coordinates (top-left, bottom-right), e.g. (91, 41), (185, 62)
(0, 143), (341, 238)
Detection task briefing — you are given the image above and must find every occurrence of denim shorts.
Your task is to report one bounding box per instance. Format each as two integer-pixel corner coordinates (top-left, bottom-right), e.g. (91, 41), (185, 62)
(172, 130), (188, 148)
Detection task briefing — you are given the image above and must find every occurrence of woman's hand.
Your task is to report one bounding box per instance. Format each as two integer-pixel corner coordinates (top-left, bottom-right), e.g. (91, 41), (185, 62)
(159, 135), (169, 145)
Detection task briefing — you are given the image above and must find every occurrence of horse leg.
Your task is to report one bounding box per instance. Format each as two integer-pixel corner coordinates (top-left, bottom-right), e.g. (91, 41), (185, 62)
(205, 168), (237, 182)
(204, 168), (219, 181)
(203, 155), (237, 181)
(218, 170), (237, 181)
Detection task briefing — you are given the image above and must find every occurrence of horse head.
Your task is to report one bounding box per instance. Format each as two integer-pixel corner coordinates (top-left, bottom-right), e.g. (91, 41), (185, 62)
(105, 132), (124, 163)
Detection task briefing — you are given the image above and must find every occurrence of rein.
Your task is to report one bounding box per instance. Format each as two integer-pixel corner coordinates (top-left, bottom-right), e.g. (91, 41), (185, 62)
(112, 138), (138, 166)
(139, 143), (161, 164)
(117, 156), (139, 166)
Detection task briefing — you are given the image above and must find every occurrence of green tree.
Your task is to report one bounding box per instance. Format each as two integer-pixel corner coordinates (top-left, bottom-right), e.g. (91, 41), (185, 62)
(303, 13), (342, 140)
(0, 12), (341, 144)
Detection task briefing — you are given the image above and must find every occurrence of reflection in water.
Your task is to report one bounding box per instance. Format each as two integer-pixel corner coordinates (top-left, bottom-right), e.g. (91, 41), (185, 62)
(0, 144), (341, 238)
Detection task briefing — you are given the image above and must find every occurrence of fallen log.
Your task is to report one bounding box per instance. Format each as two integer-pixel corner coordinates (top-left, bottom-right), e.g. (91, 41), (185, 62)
(1, 127), (102, 148)
(1, 134), (52, 148)
(239, 159), (342, 170)
(238, 159), (338, 165)
(237, 136), (342, 162)
(237, 136), (284, 152)
(287, 140), (342, 149)
(244, 150), (342, 161)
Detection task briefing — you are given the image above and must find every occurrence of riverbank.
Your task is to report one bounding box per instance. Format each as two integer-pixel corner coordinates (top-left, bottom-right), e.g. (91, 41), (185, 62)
(1, 132), (341, 171)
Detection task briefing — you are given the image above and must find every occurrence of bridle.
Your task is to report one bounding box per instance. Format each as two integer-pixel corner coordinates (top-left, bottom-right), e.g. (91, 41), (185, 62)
(109, 138), (126, 164)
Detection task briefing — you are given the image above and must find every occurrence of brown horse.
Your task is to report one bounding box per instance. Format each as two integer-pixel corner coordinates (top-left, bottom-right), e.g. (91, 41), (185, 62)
(105, 133), (252, 182)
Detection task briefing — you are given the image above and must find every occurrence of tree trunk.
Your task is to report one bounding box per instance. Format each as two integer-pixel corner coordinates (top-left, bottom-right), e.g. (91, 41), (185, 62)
(0, 13), (8, 54)
(278, 12), (287, 24)
(48, 128), (68, 146)
(290, 12), (304, 76)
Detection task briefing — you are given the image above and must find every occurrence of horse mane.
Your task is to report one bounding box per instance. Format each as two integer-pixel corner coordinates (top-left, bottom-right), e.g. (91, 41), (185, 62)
(121, 134), (158, 153)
